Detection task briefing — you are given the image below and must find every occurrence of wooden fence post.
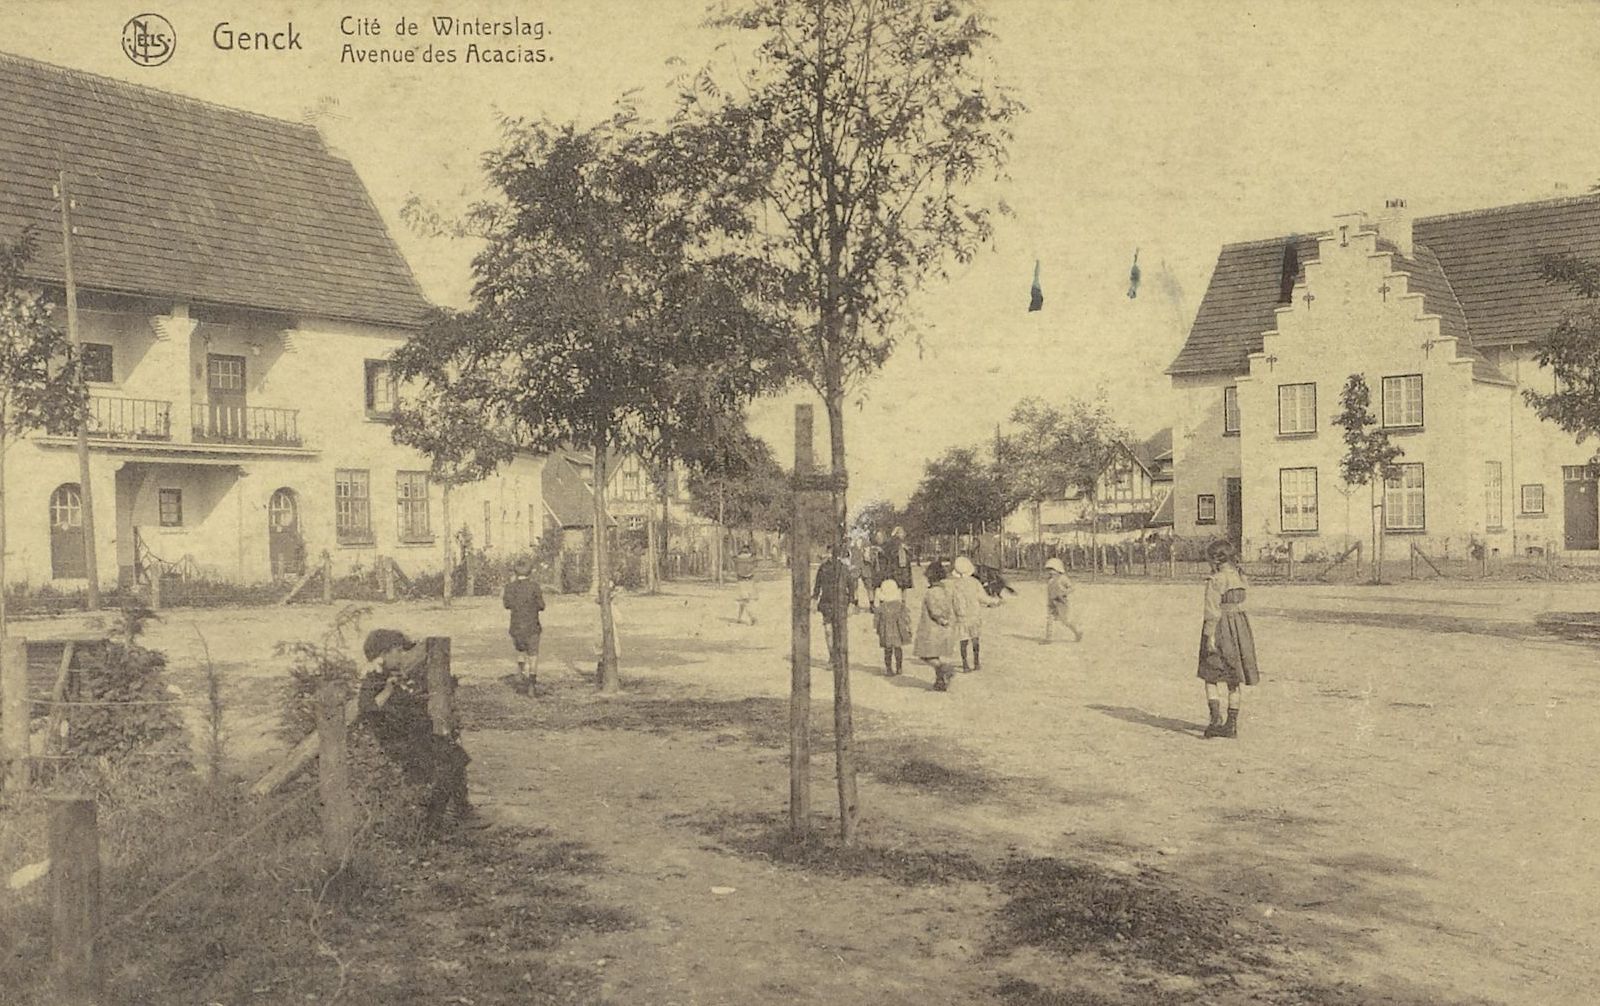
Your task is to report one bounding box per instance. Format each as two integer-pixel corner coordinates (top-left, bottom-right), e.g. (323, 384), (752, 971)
(2, 636), (28, 793)
(49, 795), (101, 1004)
(1410, 542), (1417, 579)
(382, 556), (396, 602)
(424, 637), (455, 737)
(1168, 542), (1176, 578)
(1286, 541), (1295, 582)
(315, 679), (355, 869)
(321, 551), (333, 604)
(148, 570), (162, 610)
(465, 550), (478, 597)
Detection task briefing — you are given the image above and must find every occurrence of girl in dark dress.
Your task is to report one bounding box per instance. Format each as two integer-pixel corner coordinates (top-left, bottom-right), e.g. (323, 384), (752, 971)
(1197, 540), (1260, 738)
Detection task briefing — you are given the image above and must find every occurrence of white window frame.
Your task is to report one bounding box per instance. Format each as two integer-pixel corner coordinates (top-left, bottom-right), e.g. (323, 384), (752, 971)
(1196, 494), (1217, 525)
(157, 488), (183, 528)
(1223, 386), (1240, 435)
(1521, 483), (1546, 515)
(1279, 467), (1319, 532)
(1485, 462), (1503, 530)
(1385, 463), (1426, 531)
(1382, 374), (1424, 429)
(335, 469), (373, 544)
(396, 471), (431, 543)
(1277, 382), (1317, 435)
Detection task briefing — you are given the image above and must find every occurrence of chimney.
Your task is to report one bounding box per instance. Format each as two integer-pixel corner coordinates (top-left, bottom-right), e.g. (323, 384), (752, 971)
(1376, 197), (1413, 258)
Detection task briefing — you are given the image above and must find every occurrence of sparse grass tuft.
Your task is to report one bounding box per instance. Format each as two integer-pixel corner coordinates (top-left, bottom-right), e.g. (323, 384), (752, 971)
(694, 810), (988, 886)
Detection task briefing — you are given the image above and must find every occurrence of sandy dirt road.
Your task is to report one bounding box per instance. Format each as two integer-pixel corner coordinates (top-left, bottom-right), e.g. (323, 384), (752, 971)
(50, 569), (1594, 1003)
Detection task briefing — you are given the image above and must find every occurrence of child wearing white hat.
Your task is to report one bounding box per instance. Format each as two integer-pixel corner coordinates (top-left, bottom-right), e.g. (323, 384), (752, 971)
(1043, 557), (1083, 643)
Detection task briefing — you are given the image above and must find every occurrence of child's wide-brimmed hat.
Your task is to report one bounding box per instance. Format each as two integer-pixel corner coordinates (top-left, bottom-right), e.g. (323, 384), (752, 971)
(1206, 539), (1236, 564)
(1044, 557), (1065, 574)
(876, 579), (902, 603)
(512, 557), (534, 575)
(363, 628), (416, 662)
(953, 556), (975, 576)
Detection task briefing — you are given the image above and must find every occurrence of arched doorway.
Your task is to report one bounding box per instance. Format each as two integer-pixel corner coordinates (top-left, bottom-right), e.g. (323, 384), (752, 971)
(49, 483), (86, 579)
(268, 488), (305, 577)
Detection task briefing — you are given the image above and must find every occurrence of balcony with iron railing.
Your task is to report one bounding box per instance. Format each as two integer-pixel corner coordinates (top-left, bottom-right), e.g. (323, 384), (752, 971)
(86, 396), (173, 441)
(191, 403), (303, 447)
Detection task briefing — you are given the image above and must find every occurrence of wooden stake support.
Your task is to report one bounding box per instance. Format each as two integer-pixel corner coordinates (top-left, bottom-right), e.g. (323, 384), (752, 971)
(789, 405), (813, 836)
(315, 680), (355, 867)
(49, 796), (101, 1004)
(2, 636), (28, 793)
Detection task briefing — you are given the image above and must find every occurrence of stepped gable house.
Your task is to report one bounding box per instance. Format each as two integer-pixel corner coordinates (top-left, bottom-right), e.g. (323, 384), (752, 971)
(1168, 192), (1600, 559)
(0, 52), (542, 588)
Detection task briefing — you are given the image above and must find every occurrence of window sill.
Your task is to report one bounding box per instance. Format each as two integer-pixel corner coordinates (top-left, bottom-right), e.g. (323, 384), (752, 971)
(1381, 425), (1425, 435)
(1279, 529), (1320, 536)
(365, 412), (395, 423)
(1276, 431), (1318, 440)
(1519, 512), (1548, 519)
(1195, 520), (1218, 527)
(337, 538), (376, 548)
(397, 538), (436, 547)
(1383, 527), (1427, 535)
(1222, 430), (1240, 438)
(1486, 525), (1506, 533)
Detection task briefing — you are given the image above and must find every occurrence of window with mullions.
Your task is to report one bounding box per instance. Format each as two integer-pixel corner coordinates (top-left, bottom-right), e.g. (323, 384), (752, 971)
(1279, 468), (1318, 532)
(1278, 383), (1316, 435)
(1385, 463), (1426, 530)
(396, 471), (430, 542)
(1196, 494), (1217, 525)
(158, 488), (182, 527)
(1485, 462), (1503, 530)
(1223, 386), (1240, 435)
(335, 469), (372, 544)
(1382, 374), (1424, 428)
(1521, 484), (1546, 515)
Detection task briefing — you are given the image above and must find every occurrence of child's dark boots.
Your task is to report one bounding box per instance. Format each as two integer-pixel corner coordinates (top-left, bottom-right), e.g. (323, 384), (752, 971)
(1203, 699), (1224, 738)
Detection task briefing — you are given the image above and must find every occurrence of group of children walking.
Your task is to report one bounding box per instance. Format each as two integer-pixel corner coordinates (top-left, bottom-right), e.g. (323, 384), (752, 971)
(845, 536), (1261, 737)
(485, 533), (1258, 742)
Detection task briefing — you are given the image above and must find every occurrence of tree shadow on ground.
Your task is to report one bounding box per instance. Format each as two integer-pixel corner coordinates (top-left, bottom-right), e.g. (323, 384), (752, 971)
(1088, 704), (1204, 737)
(1252, 605), (1545, 641)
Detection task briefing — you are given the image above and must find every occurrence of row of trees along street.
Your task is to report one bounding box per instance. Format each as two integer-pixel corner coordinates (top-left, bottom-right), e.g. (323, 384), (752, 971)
(386, 0), (1021, 843)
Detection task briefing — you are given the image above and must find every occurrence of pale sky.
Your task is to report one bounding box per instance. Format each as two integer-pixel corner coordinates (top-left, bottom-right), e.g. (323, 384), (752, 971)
(8, 0), (1600, 503)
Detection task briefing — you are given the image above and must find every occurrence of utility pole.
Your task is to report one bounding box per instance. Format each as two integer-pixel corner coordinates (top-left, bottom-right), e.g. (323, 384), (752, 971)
(57, 171), (100, 608)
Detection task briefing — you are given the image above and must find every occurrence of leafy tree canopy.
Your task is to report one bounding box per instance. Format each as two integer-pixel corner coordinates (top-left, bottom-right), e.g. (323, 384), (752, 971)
(904, 446), (1008, 535)
(1525, 252), (1600, 444)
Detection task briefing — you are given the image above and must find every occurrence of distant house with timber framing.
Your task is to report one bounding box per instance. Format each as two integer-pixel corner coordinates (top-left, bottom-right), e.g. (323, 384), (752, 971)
(1003, 429), (1175, 542)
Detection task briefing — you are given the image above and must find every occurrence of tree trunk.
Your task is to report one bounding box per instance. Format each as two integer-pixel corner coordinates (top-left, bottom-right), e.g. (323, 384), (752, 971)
(1034, 500), (1043, 572)
(441, 483), (453, 606)
(593, 440), (620, 692)
(646, 495), (660, 594)
(714, 491), (726, 585)
(824, 390), (858, 844)
(1089, 494), (1099, 574)
(1370, 480), (1382, 584)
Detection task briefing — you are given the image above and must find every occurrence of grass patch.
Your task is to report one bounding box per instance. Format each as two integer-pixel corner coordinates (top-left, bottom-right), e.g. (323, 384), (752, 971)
(991, 857), (1276, 979)
(691, 809), (988, 887)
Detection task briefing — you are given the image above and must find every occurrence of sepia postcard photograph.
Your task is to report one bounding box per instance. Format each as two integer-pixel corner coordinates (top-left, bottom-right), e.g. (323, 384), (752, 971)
(0, 1), (1597, 1003)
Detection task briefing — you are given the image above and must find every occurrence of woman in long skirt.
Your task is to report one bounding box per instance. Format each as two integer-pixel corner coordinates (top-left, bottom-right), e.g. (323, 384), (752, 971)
(1198, 540), (1260, 738)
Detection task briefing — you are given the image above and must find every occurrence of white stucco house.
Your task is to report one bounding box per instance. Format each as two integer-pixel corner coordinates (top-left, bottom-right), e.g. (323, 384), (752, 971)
(0, 51), (543, 589)
(1168, 192), (1600, 561)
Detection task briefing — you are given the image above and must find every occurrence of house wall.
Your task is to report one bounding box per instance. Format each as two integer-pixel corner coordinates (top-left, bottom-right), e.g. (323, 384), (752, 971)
(6, 305), (548, 588)
(1170, 373), (1241, 538)
(1233, 224), (1517, 560)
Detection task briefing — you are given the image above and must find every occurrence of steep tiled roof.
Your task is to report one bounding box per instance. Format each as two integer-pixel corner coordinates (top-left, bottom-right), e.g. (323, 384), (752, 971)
(1133, 428), (1173, 472)
(542, 454), (597, 528)
(1170, 192), (1600, 379)
(1167, 235), (1321, 375)
(1414, 192), (1600, 348)
(0, 52), (431, 328)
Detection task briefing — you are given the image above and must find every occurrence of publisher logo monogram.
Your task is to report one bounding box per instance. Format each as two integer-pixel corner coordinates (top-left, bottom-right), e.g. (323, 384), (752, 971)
(122, 13), (176, 67)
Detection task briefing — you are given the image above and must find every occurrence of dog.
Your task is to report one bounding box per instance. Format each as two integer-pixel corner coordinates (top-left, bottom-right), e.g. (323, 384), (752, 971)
(974, 563), (1015, 600)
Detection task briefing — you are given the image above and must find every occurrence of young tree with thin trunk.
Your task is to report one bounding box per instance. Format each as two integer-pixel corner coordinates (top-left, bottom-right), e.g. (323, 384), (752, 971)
(397, 110), (786, 691)
(1335, 374), (1404, 584)
(679, 0), (1021, 843)
(0, 230), (86, 636)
